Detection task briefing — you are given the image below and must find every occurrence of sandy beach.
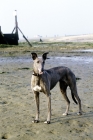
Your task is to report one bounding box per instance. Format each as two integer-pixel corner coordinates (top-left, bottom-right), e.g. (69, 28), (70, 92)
(0, 42), (93, 140)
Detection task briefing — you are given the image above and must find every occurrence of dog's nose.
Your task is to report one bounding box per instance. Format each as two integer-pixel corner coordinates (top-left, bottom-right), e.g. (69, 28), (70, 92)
(41, 68), (44, 72)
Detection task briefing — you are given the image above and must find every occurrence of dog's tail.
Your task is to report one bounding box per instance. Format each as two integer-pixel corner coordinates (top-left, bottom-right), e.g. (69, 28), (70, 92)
(71, 93), (78, 104)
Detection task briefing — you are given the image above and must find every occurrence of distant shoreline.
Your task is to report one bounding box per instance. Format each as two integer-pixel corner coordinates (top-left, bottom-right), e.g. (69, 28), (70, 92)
(19, 34), (93, 43)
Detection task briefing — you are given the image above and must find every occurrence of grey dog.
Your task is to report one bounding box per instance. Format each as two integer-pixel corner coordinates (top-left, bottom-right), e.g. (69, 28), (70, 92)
(31, 52), (82, 124)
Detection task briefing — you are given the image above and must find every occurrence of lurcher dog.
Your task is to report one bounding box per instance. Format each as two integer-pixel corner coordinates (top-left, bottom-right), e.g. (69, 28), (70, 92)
(31, 52), (82, 124)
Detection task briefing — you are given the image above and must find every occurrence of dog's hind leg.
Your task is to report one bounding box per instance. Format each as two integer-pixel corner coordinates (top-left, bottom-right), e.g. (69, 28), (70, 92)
(59, 81), (70, 116)
(32, 91), (40, 123)
(70, 86), (82, 115)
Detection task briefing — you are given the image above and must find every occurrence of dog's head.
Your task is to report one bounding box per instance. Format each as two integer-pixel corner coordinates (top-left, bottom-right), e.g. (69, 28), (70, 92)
(31, 52), (49, 75)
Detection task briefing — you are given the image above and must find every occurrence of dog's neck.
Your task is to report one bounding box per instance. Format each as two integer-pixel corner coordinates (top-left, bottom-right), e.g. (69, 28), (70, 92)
(32, 69), (44, 76)
(33, 71), (41, 87)
(32, 69), (40, 76)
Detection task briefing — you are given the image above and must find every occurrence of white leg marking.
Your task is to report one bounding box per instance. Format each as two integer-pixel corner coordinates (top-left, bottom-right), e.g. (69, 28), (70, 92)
(33, 85), (41, 92)
(63, 113), (68, 116)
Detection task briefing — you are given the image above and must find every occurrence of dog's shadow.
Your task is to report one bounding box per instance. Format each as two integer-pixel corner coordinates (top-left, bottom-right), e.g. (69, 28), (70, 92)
(51, 111), (93, 124)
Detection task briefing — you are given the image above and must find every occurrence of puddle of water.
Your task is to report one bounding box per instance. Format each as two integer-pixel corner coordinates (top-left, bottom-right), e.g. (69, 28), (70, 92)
(75, 49), (93, 52)
(0, 57), (32, 64)
(53, 56), (93, 63)
(0, 56), (92, 64)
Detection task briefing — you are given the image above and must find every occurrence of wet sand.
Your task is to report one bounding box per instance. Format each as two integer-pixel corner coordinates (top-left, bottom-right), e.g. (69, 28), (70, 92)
(0, 48), (93, 140)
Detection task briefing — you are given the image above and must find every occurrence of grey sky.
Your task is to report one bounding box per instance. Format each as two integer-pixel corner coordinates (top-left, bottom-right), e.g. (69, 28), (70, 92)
(0, 0), (93, 39)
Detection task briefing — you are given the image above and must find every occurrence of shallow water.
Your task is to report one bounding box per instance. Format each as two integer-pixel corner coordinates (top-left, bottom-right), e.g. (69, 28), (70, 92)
(0, 55), (92, 65)
(75, 49), (93, 52)
(0, 57), (32, 64)
(53, 56), (93, 64)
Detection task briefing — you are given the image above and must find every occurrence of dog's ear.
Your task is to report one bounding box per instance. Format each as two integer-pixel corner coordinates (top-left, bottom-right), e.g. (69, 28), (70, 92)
(31, 52), (37, 60)
(42, 52), (49, 60)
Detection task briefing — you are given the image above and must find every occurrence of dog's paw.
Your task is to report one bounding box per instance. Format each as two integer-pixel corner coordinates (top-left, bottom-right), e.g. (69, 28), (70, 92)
(32, 120), (39, 123)
(63, 113), (68, 116)
(44, 121), (50, 124)
(77, 112), (82, 115)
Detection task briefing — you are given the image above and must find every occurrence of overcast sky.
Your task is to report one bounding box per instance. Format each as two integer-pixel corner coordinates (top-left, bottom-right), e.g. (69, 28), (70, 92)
(0, 0), (93, 39)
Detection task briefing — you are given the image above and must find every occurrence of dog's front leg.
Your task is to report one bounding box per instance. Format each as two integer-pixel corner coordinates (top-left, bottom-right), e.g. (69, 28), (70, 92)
(32, 91), (40, 123)
(44, 93), (51, 124)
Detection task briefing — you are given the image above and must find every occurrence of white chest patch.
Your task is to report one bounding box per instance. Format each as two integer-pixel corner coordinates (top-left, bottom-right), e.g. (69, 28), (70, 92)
(33, 85), (41, 92)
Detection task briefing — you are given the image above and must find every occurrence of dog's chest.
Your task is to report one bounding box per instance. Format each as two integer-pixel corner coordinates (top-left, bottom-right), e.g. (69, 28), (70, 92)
(31, 76), (43, 92)
(33, 85), (42, 92)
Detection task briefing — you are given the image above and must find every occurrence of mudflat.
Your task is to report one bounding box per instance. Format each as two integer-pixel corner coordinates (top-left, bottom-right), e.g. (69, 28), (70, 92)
(0, 43), (93, 140)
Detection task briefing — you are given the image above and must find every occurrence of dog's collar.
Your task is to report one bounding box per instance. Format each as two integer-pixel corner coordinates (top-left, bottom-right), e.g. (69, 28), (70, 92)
(32, 73), (40, 76)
